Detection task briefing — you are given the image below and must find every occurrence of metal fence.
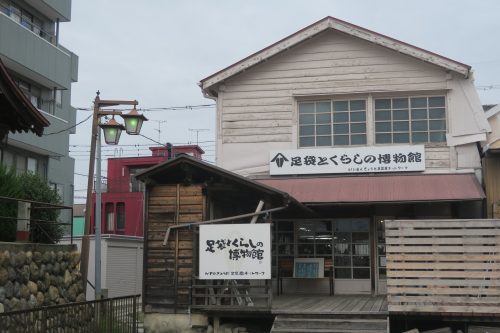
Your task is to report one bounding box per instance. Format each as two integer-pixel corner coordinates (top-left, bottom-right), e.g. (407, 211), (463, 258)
(0, 294), (140, 333)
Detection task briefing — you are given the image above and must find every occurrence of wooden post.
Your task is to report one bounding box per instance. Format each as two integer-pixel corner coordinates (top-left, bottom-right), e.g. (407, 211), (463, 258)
(213, 317), (220, 333)
(16, 202), (30, 241)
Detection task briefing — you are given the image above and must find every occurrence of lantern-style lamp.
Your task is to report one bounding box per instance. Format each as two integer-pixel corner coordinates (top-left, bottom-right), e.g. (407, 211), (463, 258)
(99, 117), (125, 145)
(121, 106), (148, 135)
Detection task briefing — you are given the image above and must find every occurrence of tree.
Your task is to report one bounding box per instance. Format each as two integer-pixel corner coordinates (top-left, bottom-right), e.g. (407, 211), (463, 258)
(0, 164), (21, 242)
(0, 166), (63, 243)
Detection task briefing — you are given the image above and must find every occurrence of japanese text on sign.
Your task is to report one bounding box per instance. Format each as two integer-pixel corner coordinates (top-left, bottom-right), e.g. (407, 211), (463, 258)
(199, 224), (271, 280)
(269, 145), (425, 175)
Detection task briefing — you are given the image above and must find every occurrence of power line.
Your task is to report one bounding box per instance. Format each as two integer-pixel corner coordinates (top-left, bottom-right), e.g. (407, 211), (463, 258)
(43, 113), (92, 136)
(75, 104), (215, 112)
(476, 85), (500, 91)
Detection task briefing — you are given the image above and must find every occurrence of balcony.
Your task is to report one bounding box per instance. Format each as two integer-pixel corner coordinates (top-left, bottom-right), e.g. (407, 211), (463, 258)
(0, 11), (74, 89)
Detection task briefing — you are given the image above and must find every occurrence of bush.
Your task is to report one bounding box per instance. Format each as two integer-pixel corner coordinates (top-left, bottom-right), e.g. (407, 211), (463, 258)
(0, 165), (63, 243)
(0, 164), (21, 242)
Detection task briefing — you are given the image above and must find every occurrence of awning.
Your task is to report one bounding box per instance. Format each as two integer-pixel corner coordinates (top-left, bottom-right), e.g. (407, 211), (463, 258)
(257, 174), (485, 203)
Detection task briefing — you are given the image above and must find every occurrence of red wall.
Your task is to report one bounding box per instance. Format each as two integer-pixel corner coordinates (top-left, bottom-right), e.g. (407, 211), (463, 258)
(90, 145), (204, 237)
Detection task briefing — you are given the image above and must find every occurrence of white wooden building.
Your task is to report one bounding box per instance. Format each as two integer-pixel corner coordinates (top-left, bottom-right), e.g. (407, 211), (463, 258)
(199, 16), (490, 296)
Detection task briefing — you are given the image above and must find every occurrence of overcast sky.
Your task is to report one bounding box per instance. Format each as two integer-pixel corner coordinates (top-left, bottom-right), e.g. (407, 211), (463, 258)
(59, 0), (500, 202)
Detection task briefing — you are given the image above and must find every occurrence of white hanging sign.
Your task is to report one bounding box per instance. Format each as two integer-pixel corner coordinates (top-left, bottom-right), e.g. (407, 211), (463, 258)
(199, 224), (271, 280)
(269, 145), (425, 175)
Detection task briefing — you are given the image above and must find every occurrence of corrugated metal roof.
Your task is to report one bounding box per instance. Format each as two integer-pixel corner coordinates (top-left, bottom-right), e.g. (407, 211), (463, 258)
(257, 174), (485, 203)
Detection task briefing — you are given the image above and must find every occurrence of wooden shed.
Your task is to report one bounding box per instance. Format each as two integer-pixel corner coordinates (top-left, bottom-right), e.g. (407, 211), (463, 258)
(136, 155), (308, 314)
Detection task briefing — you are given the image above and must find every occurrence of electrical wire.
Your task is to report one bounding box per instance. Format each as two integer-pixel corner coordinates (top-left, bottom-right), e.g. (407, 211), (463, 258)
(42, 113), (93, 136)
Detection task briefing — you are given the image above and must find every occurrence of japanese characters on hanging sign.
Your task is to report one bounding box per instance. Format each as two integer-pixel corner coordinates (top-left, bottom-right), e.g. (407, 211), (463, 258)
(269, 145), (425, 175)
(199, 224), (271, 280)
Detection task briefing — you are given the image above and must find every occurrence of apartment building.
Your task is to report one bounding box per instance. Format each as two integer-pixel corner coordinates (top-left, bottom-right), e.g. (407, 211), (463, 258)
(0, 0), (79, 215)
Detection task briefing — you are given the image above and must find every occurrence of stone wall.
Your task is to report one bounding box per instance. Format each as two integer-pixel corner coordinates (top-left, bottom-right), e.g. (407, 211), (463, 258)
(0, 242), (84, 313)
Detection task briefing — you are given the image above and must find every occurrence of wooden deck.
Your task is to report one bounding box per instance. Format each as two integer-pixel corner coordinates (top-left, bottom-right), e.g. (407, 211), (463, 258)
(272, 295), (388, 316)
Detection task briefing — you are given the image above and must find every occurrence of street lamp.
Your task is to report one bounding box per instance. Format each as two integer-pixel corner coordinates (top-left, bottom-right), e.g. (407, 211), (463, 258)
(100, 117), (125, 145)
(82, 91), (147, 300)
(121, 105), (147, 135)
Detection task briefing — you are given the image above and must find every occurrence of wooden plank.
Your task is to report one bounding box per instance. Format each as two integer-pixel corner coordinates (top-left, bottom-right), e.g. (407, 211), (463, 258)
(386, 245), (500, 253)
(387, 270), (500, 278)
(388, 295), (500, 305)
(385, 220), (500, 228)
(387, 253), (500, 261)
(389, 304), (500, 314)
(387, 278), (500, 287)
(149, 186), (177, 196)
(387, 286), (500, 296)
(386, 236), (500, 245)
(223, 134), (292, 143)
(386, 229), (500, 237)
(387, 262), (499, 270)
(468, 326), (500, 333)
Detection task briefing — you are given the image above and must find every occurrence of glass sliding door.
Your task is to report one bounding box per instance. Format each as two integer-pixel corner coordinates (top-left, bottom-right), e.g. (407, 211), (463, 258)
(333, 218), (370, 279)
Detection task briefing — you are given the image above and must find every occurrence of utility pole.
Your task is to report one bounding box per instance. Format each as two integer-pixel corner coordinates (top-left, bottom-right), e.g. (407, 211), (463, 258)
(188, 128), (209, 145)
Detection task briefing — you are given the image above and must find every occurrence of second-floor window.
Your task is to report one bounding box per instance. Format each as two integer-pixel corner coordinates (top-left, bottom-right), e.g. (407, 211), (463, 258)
(375, 96), (446, 144)
(13, 77), (42, 110)
(299, 99), (367, 147)
(105, 203), (114, 232)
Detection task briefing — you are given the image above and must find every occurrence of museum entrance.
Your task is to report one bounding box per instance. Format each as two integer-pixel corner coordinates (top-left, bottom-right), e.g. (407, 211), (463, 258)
(273, 218), (374, 295)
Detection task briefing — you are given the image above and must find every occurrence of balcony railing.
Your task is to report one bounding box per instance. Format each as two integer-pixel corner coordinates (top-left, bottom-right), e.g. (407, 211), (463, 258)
(191, 279), (272, 310)
(0, 3), (55, 44)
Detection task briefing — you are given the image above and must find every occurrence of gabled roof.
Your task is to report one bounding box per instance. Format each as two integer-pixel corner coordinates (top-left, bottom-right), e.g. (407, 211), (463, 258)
(135, 155), (311, 213)
(199, 16), (471, 95)
(0, 58), (49, 137)
(136, 155), (290, 198)
(485, 104), (500, 119)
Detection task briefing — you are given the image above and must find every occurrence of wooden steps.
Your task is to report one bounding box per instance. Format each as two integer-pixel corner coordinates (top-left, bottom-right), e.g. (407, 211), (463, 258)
(271, 314), (388, 333)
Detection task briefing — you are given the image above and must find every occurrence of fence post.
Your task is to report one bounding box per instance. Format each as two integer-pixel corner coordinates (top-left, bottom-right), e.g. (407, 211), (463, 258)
(41, 308), (47, 333)
(16, 202), (30, 242)
(133, 295), (137, 333)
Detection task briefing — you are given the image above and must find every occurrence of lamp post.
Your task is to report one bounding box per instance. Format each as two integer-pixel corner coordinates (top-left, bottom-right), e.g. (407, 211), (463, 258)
(83, 91), (147, 300)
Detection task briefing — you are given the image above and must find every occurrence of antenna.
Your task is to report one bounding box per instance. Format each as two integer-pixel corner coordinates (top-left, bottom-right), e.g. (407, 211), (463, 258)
(152, 120), (168, 143)
(189, 128), (209, 145)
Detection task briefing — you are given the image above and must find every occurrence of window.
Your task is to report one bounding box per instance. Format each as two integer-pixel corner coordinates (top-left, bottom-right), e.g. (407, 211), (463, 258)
(296, 221), (332, 258)
(26, 157), (37, 174)
(299, 99), (366, 147)
(375, 96), (446, 144)
(2, 150), (14, 169)
(13, 77), (42, 110)
(116, 203), (125, 230)
(333, 219), (370, 279)
(55, 89), (62, 107)
(129, 167), (147, 192)
(105, 203), (114, 232)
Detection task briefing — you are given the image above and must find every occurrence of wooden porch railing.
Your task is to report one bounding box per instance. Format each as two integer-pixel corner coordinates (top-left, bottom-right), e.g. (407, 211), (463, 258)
(191, 279), (272, 310)
(386, 219), (500, 315)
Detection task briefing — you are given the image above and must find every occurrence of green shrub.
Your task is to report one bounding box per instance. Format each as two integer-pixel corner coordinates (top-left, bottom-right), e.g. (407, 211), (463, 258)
(0, 165), (63, 243)
(0, 165), (21, 242)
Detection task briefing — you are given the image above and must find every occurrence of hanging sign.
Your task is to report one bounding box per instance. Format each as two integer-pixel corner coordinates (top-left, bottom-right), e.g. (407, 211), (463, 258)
(199, 224), (271, 280)
(269, 145), (425, 175)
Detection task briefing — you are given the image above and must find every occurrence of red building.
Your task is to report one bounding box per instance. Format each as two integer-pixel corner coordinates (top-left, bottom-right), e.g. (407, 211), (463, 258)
(90, 145), (204, 236)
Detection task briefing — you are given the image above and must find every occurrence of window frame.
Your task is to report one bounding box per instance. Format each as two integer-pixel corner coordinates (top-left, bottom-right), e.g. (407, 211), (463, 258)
(373, 95), (447, 145)
(298, 98), (368, 148)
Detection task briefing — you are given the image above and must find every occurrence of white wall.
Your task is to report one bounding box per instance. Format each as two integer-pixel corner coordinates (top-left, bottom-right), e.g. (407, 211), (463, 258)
(60, 235), (143, 300)
(212, 30), (487, 177)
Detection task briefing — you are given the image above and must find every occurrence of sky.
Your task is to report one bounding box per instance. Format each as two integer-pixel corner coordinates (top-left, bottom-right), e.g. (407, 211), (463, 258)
(59, 0), (500, 202)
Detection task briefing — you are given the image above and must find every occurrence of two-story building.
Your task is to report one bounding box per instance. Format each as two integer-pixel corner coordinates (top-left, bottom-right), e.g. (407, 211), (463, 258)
(140, 17), (494, 333)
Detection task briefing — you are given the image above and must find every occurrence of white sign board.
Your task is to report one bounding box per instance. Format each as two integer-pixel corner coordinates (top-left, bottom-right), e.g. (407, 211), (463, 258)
(270, 145), (425, 175)
(199, 224), (271, 280)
